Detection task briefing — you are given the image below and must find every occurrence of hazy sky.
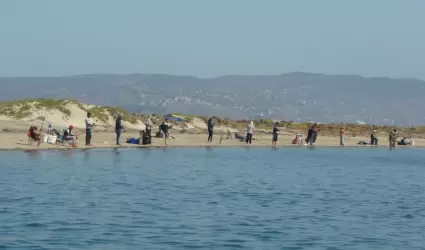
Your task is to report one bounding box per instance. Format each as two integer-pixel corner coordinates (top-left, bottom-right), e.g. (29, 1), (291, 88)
(1, 0), (424, 79)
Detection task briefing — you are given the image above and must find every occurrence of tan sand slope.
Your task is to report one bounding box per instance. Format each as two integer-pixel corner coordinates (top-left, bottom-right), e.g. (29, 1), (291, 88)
(0, 100), (145, 131)
(0, 100), (243, 134)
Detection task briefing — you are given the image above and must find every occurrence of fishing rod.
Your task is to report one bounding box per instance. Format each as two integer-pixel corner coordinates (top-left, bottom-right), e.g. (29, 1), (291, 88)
(38, 108), (49, 133)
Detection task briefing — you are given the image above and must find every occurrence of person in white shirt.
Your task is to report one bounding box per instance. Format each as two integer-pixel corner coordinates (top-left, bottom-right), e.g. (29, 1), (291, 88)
(246, 121), (255, 144)
(85, 112), (95, 146)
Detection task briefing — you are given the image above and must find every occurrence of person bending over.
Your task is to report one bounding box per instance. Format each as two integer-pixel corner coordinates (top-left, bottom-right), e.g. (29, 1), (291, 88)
(64, 125), (78, 148)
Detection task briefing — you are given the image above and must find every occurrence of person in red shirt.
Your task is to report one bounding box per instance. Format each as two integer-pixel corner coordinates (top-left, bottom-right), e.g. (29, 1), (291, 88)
(340, 126), (345, 146)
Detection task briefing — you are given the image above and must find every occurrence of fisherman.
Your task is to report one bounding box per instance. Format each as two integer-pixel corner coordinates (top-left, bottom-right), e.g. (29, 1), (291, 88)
(85, 112), (95, 146)
(207, 117), (215, 142)
(246, 121), (255, 144)
(47, 123), (53, 135)
(115, 115), (123, 145)
(371, 129), (378, 145)
(159, 119), (172, 145)
(64, 125), (78, 148)
(340, 126), (345, 146)
(312, 123), (319, 144)
(272, 122), (279, 147)
(305, 124), (313, 145)
(144, 115), (153, 144)
(389, 128), (398, 148)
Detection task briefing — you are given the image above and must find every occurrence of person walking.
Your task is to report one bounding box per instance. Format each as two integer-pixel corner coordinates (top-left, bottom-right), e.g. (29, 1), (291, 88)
(246, 121), (255, 144)
(115, 115), (123, 145)
(85, 112), (95, 146)
(272, 122), (279, 147)
(207, 117), (215, 142)
(339, 126), (345, 146)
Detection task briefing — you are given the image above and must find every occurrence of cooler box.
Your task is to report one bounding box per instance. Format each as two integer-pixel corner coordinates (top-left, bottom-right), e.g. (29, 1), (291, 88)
(48, 135), (57, 144)
(129, 138), (140, 144)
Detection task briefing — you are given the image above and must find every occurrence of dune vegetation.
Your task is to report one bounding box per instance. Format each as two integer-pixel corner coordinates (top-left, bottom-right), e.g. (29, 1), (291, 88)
(1, 98), (424, 137)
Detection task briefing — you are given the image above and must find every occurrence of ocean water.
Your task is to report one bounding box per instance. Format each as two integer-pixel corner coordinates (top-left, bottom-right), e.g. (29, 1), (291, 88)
(0, 147), (424, 250)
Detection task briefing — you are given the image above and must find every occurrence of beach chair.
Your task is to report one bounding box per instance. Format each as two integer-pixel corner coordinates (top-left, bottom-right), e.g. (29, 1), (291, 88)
(58, 129), (74, 147)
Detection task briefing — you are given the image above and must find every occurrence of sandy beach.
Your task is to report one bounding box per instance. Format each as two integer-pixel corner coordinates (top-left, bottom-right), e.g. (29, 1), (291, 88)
(1, 99), (423, 151)
(1, 129), (423, 151)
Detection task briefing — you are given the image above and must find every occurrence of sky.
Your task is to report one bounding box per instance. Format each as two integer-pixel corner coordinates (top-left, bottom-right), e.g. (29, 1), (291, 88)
(1, 0), (425, 79)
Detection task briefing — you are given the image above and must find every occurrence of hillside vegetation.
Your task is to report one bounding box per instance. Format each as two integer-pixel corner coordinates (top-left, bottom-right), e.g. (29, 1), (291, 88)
(0, 99), (145, 130)
(0, 98), (424, 137)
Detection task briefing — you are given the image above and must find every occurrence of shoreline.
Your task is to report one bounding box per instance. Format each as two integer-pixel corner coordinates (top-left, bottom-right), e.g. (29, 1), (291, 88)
(0, 143), (420, 152)
(0, 132), (422, 152)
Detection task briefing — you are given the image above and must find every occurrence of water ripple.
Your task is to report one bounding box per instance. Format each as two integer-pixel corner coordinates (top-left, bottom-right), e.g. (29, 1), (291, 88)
(1, 147), (425, 249)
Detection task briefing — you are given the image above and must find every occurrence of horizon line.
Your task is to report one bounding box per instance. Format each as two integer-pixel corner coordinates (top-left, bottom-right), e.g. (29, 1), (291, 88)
(0, 72), (422, 81)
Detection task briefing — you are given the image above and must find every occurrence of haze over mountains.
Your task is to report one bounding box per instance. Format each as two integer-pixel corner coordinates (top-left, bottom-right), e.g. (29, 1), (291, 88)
(0, 72), (423, 125)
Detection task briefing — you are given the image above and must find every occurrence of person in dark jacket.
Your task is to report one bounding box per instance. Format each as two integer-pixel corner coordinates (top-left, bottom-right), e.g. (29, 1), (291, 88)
(207, 117), (215, 142)
(159, 119), (172, 145)
(312, 123), (319, 144)
(272, 122), (279, 147)
(305, 125), (314, 145)
(115, 115), (123, 145)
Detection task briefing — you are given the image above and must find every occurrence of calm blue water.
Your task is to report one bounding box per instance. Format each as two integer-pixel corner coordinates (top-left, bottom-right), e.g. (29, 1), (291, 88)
(1, 147), (424, 249)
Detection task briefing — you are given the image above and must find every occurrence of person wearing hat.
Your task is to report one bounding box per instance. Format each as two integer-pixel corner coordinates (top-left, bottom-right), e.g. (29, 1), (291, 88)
(85, 112), (95, 146)
(64, 125), (77, 148)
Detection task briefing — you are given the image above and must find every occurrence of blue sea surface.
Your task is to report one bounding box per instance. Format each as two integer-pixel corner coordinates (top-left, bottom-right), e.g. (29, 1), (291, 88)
(0, 147), (424, 249)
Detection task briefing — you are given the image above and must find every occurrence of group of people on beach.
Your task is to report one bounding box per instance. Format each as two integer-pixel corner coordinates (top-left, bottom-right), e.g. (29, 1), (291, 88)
(28, 111), (175, 148)
(27, 113), (415, 148)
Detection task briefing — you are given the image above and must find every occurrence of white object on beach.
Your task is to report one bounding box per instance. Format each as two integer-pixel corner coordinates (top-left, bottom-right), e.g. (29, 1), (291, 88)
(47, 135), (57, 144)
(43, 135), (48, 143)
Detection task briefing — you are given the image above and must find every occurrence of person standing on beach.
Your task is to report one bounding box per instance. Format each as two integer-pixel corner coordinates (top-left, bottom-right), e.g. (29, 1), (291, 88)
(115, 115), (123, 145)
(371, 129), (378, 145)
(272, 122), (279, 147)
(159, 119), (172, 145)
(246, 121), (255, 144)
(312, 123), (319, 144)
(85, 112), (95, 146)
(207, 117), (215, 142)
(305, 124), (313, 145)
(389, 128), (398, 148)
(339, 126), (345, 146)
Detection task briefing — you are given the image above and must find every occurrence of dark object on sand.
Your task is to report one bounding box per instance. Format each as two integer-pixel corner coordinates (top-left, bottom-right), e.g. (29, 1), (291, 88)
(141, 127), (152, 145)
(357, 141), (370, 145)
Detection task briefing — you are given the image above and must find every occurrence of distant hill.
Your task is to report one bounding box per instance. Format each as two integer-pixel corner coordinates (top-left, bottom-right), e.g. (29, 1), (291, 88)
(0, 72), (424, 125)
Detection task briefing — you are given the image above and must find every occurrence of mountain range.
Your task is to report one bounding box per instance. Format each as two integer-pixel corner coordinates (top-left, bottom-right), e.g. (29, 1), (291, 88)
(0, 72), (423, 125)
